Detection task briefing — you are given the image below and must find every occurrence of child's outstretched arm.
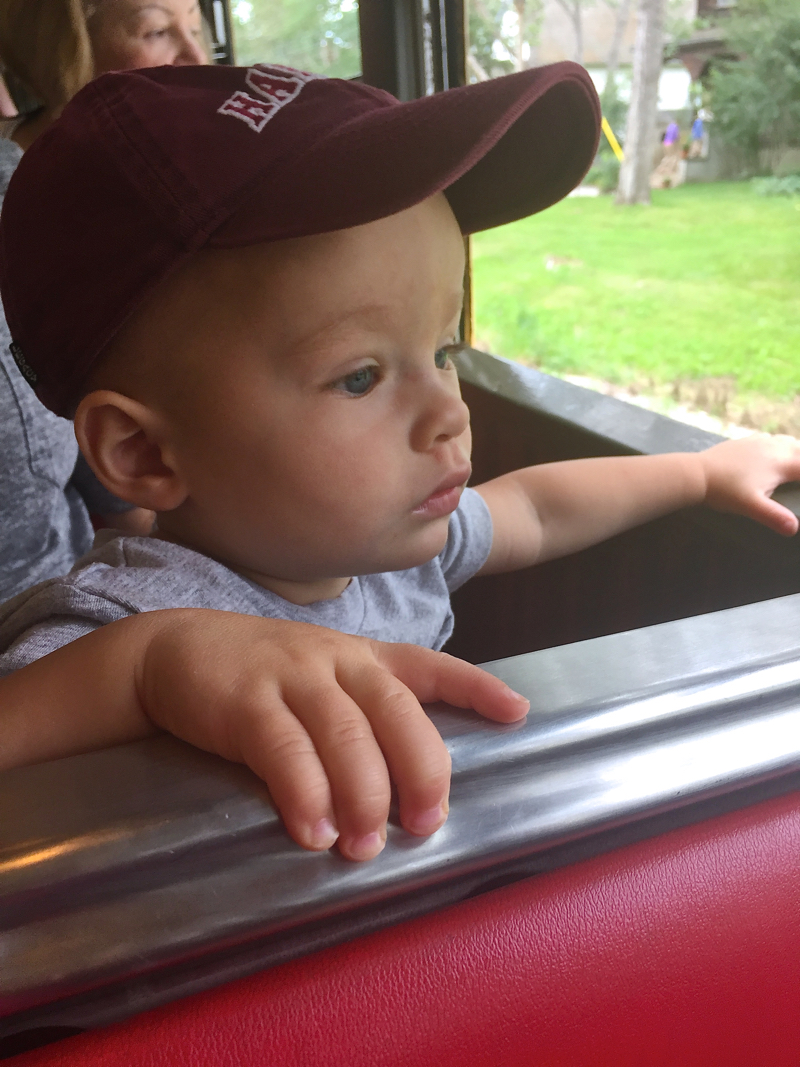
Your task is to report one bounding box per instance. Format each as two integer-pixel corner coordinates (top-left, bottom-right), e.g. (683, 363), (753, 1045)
(0, 610), (528, 861)
(476, 433), (800, 575)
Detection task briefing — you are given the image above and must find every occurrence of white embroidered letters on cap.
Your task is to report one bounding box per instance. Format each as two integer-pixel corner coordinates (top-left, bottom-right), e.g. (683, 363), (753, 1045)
(219, 63), (320, 133)
(218, 90), (277, 132)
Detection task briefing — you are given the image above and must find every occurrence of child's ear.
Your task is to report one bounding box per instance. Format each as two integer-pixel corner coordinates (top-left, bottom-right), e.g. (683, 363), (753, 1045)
(74, 391), (188, 512)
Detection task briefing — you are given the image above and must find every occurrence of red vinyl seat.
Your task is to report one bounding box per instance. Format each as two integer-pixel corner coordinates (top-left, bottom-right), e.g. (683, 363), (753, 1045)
(12, 788), (800, 1067)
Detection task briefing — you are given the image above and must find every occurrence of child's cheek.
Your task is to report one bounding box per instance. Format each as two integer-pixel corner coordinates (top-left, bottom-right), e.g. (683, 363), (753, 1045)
(459, 421), (473, 462)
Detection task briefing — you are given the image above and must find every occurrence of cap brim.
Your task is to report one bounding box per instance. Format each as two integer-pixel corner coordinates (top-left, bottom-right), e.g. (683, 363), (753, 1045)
(213, 61), (600, 247)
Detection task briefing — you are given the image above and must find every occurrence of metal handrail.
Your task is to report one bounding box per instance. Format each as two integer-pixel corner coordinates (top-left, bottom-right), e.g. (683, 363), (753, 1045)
(3, 593), (800, 1035)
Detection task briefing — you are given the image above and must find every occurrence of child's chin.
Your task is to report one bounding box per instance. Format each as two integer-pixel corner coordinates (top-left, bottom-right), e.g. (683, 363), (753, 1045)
(386, 525), (450, 571)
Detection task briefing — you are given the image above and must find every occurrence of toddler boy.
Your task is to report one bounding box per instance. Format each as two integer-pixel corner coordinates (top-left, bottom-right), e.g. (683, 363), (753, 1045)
(2, 62), (800, 861)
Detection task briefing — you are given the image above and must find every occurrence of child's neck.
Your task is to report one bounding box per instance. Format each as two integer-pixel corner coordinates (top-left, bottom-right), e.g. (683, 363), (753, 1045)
(236, 570), (351, 606)
(153, 526), (350, 605)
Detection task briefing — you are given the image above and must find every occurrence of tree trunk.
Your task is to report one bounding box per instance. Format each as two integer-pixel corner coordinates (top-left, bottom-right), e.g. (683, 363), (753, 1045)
(514, 0), (541, 70)
(605, 0), (633, 83)
(514, 0), (526, 70)
(615, 0), (665, 205)
(572, 3), (583, 63)
(554, 0), (583, 66)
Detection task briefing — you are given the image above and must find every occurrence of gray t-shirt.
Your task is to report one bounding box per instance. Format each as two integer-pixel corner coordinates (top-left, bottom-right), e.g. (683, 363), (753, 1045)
(0, 138), (130, 604)
(0, 488), (493, 673)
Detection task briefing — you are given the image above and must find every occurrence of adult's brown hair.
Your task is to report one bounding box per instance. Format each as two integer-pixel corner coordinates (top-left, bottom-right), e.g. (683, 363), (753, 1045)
(0, 0), (92, 111)
(0, 0), (207, 116)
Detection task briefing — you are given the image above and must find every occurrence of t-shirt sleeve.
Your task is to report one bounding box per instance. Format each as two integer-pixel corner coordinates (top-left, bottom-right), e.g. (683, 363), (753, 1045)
(0, 577), (132, 676)
(0, 618), (102, 676)
(438, 487), (493, 593)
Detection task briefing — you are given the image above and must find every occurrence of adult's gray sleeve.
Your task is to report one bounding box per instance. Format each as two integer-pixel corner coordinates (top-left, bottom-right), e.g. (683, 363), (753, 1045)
(0, 139), (108, 598)
(0, 342), (94, 601)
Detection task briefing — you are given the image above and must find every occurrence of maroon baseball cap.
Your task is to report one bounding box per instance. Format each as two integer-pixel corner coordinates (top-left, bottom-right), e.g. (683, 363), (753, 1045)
(0, 61), (600, 416)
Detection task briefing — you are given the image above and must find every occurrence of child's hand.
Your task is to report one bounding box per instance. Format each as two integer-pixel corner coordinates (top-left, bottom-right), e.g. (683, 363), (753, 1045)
(699, 434), (800, 536)
(139, 612), (529, 861)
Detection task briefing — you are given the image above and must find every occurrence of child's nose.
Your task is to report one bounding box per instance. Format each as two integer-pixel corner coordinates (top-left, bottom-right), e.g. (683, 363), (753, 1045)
(412, 379), (471, 452)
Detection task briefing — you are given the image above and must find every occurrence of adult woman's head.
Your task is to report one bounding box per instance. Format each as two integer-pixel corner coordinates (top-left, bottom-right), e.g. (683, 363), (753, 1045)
(88, 0), (207, 77)
(0, 0), (206, 117)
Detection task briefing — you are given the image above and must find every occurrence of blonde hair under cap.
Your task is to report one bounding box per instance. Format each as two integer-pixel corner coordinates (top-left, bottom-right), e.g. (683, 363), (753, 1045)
(0, 0), (94, 111)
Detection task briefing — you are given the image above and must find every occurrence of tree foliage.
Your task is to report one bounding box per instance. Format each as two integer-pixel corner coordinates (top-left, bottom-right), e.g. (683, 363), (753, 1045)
(231, 0), (361, 78)
(468, 0), (543, 79)
(708, 0), (800, 159)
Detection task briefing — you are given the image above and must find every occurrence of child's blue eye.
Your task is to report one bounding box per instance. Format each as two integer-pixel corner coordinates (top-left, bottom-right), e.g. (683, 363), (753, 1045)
(337, 366), (378, 396)
(435, 346), (454, 370)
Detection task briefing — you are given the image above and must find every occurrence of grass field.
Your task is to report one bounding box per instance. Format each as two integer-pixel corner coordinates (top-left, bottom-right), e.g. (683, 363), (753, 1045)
(471, 182), (800, 407)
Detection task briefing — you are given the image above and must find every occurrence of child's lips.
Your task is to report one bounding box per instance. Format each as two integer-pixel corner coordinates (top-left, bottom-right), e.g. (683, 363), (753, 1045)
(413, 467), (472, 518)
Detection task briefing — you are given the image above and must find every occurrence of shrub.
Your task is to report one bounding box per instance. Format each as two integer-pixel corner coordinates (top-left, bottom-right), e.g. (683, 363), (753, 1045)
(752, 173), (800, 196)
(586, 155), (621, 193)
(708, 0), (800, 165)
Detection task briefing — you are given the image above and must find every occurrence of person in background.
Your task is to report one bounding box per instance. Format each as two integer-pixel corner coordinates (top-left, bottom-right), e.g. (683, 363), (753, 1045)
(689, 113), (704, 159)
(651, 118), (684, 190)
(0, 0), (206, 601)
(662, 119), (680, 151)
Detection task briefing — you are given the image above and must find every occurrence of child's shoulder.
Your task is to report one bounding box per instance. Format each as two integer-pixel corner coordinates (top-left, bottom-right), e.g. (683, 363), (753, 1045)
(72, 533), (264, 613)
(438, 486), (493, 593)
(348, 488), (494, 652)
(0, 535), (266, 653)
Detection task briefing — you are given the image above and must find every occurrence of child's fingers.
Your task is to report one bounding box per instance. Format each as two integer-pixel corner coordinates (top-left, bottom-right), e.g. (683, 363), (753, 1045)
(713, 486), (799, 536)
(225, 693), (341, 855)
(337, 661), (452, 839)
(143, 619), (526, 860)
(375, 643), (530, 723)
(281, 675), (394, 861)
(743, 493), (799, 536)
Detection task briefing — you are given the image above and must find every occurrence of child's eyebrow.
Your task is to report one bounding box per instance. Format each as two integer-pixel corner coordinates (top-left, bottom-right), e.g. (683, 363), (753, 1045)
(293, 297), (465, 355)
(290, 303), (400, 349)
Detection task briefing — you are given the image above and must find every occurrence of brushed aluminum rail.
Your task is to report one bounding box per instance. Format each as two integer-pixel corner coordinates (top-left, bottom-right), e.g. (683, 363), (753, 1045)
(3, 593), (800, 1035)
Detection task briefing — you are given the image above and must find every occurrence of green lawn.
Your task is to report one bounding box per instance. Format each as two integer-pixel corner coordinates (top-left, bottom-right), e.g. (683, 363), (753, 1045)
(471, 182), (800, 402)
